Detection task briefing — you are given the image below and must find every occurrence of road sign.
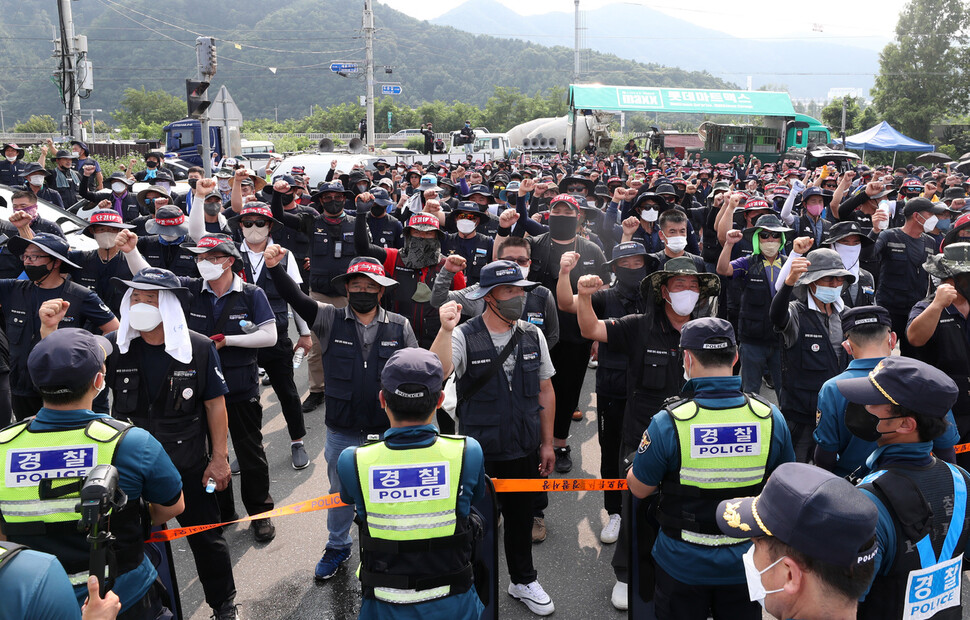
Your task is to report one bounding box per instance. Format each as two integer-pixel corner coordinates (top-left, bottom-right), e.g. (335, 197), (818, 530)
(329, 62), (360, 73)
(381, 84), (402, 96)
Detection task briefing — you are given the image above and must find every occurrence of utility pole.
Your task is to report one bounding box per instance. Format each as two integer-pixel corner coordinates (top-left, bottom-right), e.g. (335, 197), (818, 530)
(573, 0), (581, 84)
(196, 37), (217, 176)
(56, 0), (82, 140)
(840, 97), (847, 150)
(364, 0), (375, 151)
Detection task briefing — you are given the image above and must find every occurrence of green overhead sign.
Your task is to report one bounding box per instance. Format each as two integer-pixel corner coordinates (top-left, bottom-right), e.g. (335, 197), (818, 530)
(568, 84), (796, 117)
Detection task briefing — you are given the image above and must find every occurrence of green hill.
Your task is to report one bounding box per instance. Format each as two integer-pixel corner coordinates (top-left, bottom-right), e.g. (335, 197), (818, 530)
(0, 0), (736, 126)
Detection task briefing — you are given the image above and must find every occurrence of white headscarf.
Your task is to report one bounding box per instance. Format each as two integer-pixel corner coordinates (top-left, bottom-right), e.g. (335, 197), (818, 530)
(117, 288), (193, 363)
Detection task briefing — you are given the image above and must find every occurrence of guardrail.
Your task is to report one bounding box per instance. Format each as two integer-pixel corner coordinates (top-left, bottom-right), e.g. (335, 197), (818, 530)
(0, 132), (453, 144)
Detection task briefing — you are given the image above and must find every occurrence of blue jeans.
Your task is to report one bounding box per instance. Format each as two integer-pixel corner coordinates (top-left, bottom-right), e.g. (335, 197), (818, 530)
(324, 427), (382, 550)
(739, 341), (782, 398)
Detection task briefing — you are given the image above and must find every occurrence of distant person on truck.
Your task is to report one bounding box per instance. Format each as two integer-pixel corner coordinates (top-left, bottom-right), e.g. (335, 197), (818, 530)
(358, 117), (367, 142)
(460, 121), (475, 156)
(422, 123), (435, 155)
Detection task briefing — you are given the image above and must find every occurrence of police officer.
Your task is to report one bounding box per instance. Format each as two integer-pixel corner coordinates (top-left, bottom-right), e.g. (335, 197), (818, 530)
(337, 348), (487, 617)
(714, 462), (878, 620)
(0, 234), (118, 420)
(263, 247), (417, 582)
(431, 261), (557, 616)
(68, 210), (135, 317)
(443, 201), (494, 285)
(770, 248), (854, 462)
(575, 262), (719, 610)
(226, 203), (312, 470)
(93, 268), (239, 620)
(717, 213), (792, 396)
(871, 197), (942, 356)
(837, 357), (970, 619)
(815, 305), (958, 480)
(136, 206), (198, 278)
(0, 328), (184, 616)
(907, 242), (970, 470)
(626, 318), (795, 620)
(495, 194), (609, 473)
(558, 241), (650, 551)
(117, 229), (278, 542)
(0, 542), (121, 620)
(270, 177), (357, 413)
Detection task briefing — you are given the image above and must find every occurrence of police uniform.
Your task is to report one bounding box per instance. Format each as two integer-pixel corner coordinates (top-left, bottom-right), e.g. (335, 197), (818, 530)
(0, 329), (183, 614)
(180, 259), (276, 520)
(0, 543), (88, 619)
(629, 319), (795, 620)
(836, 357), (970, 620)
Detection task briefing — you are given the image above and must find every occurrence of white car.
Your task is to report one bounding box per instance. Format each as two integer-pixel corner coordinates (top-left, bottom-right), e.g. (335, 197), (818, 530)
(0, 184), (98, 251)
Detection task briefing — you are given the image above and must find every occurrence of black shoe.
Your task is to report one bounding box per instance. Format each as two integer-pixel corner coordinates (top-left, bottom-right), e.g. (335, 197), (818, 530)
(212, 602), (240, 620)
(252, 518), (275, 542)
(261, 374), (272, 386)
(554, 446), (572, 473)
(302, 392), (325, 413)
(763, 373), (774, 390)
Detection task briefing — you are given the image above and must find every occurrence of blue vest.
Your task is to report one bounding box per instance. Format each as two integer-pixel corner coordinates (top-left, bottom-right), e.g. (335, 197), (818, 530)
(321, 310), (408, 433)
(241, 251), (289, 332)
(456, 316), (541, 461)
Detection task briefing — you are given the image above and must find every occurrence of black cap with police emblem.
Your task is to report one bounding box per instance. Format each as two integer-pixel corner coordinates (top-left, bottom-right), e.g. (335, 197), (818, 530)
(841, 305), (891, 336)
(381, 348), (444, 399)
(679, 317), (736, 351)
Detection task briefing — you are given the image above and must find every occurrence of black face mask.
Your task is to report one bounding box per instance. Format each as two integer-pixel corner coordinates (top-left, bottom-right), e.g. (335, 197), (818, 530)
(844, 403), (901, 442)
(188, 178), (198, 189)
(204, 201), (222, 216)
(547, 215), (577, 241)
(615, 266), (646, 291)
(24, 264), (51, 284)
(280, 193), (295, 206)
(348, 290), (379, 313)
(322, 199), (344, 215)
(370, 204), (386, 217)
(146, 160), (158, 168)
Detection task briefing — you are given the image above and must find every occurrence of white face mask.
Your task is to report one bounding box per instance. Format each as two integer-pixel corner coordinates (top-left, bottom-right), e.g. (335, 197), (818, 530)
(197, 259), (227, 281)
(742, 545), (785, 608)
(112, 182), (127, 194)
(921, 214), (939, 233)
(683, 353), (692, 382)
(665, 235), (688, 253)
(5, 155), (16, 163)
(157, 182), (172, 192)
(93, 372), (105, 395)
(128, 302), (163, 331)
(94, 231), (118, 250)
(518, 265), (530, 280)
(456, 219), (477, 234)
(641, 208), (658, 222)
(28, 175), (44, 187)
(487, 204), (500, 216)
(834, 242), (861, 272)
(760, 240), (781, 257)
(218, 179), (231, 192)
(667, 289), (699, 316)
(242, 226), (270, 245)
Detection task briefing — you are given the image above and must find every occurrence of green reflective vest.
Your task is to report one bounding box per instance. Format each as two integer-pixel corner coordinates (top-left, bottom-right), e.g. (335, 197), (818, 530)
(657, 396), (774, 547)
(0, 418), (130, 585)
(355, 434), (469, 604)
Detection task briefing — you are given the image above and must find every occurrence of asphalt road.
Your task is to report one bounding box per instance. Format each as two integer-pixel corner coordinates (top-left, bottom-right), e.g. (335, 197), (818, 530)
(172, 358), (626, 620)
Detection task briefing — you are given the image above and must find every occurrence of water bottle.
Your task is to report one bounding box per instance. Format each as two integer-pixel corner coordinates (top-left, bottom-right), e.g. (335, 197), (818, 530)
(239, 319), (257, 334)
(877, 200), (891, 231)
(292, 347), (306, 369)
(205, 477), (216, 493)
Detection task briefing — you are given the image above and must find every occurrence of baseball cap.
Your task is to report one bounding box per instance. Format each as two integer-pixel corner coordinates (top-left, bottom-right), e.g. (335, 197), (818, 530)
(680, 317), (736, 351)
(28, 328), (112, 395)
(331, 257), (397, 289)
(841, 305), (892, 336)
(181, 233), (242, 260)
(716, 462), (878, 567)
(837, 356), (959, 419)
(381, 348), (444, 399)
(903, 197), (947, 217)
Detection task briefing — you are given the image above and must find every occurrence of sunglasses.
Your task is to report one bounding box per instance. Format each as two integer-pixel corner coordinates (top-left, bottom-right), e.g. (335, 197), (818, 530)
(502, 257), (531, 266)
(822, 183), (838, 189)
(242, 220), (269, 228)
(759, 232), (782, 240)
(565, 185), (587, 192)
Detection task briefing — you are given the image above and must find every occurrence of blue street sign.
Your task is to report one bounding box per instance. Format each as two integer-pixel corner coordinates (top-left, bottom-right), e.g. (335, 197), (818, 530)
(381, 84), (402, 96)
(330, 63), (360, 73)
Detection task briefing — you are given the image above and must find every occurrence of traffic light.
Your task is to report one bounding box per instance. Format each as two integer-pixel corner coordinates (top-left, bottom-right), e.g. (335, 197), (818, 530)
(186, 79), (211, 119)
(196, 36), (217, 77)
(795, 129), (804, 144)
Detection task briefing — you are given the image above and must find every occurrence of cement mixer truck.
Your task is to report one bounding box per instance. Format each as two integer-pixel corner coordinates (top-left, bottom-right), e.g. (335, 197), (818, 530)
(506, 111), (614, 155)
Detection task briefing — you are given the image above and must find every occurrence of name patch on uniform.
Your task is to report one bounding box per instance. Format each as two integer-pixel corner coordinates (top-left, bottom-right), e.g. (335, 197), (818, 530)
(526, 313), (544, 326)
(5, 445), (97, 487)
(334, 339), (354, 346)
(522, 351), (538, 361)
(368, 462), (450, 503)
(689, 423), (760, 458)
(903, 554), (962, 620)
(380, 340), (399, 347)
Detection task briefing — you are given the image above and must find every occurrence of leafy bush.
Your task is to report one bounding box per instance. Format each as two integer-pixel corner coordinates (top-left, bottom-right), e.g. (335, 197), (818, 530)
(405, 137), (425, 151)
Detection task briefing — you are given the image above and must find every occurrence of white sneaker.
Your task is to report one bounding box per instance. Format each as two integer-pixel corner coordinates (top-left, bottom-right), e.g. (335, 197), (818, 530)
(508, 580), (555, 616)
(588, 356), (598, 369)
(600, 513), (622, 544)
(611, 581), (628, 610)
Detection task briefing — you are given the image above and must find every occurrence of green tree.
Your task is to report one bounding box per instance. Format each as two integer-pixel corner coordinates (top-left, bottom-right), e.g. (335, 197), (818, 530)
(111, 87), (186, 128)
(870, 0), (968, 142)
(821, 96), (863, 137)
(12, 115), (57, 133)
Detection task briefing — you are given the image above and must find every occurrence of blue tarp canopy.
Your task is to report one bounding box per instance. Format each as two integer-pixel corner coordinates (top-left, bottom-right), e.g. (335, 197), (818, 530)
(844, 121), (934, 152)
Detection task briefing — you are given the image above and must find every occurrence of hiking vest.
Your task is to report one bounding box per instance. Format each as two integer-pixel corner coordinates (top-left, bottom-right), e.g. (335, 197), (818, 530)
(0, 417), (144, 585)
(355, 435), (474, 604)
(384, 252), (447, 349)
(738, 257), (778, 344)
(309, 214), (359, 296)
(779, 301), (842, 425)
(657, 395), (774, 547)
(858, 459), (970, 620)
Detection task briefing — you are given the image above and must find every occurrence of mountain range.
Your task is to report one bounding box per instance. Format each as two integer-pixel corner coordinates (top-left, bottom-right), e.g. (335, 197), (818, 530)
(430, 0), (880, 100)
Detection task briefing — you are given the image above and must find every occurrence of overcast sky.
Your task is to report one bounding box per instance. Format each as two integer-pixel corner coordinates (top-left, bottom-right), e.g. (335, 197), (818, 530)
(377, 0), (908, 50)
